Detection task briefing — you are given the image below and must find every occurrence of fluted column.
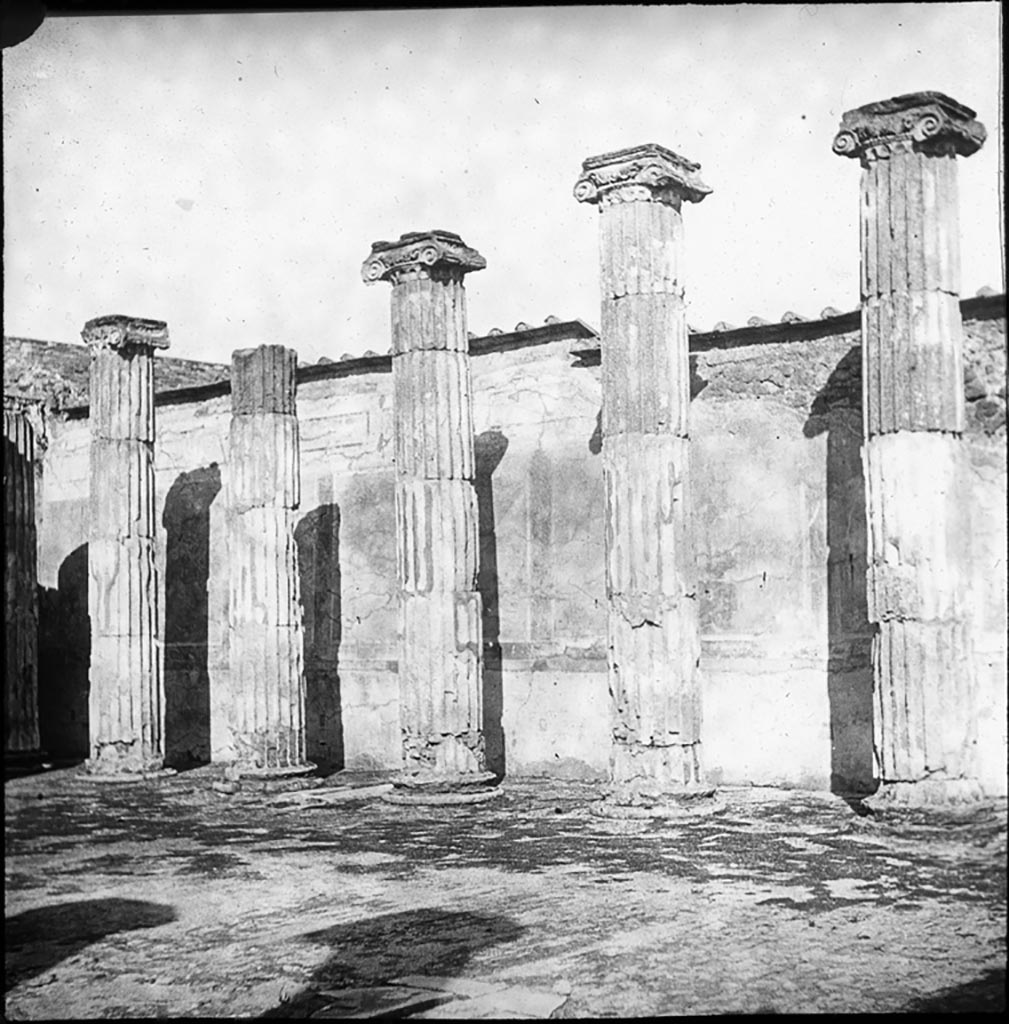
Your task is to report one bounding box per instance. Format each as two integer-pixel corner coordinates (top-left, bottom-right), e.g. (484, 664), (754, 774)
(833, 92), (987, 807)
(575, 145), (715, 815)
(362, 230), (497, 804)
(227, 345), (313, 777)
(83, 315), (169, 776)
(4, 399), (41, 768)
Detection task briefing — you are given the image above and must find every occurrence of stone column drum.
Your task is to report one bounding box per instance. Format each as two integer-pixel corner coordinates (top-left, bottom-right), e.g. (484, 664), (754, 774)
(833, 92), (987, 807)
(83, 315), (170, 776)
(362, 230), (498, 804)
(227, 345), (313, 777)
(4, 399), (41, 768)
(575, 145), (715, 814)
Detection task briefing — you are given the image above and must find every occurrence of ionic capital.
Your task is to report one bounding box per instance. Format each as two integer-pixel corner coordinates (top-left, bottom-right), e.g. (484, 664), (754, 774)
(832, 91), (986, 164)
(362, 230), (486, 286)
(574, 144), (711, 208)
(82, 315), (170, 354)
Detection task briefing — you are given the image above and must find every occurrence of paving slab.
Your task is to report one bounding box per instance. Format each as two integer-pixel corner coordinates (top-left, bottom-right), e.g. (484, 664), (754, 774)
(389, 974), (505, 997)
(308, 986), (453, 1018)
(417, 985), (566, 1019)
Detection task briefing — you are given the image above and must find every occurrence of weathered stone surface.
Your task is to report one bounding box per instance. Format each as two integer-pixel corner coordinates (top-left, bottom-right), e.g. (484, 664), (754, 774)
(389, 975), (504, 998)
(600, 295), (690, 436)
(3, 334), (228, 411)
(963, 316), (1007, 437)
(4, 400), (41, 761)
(230, 344), (296, 416)
(863, 433), (977, 800)
(25, 303), (1005, 792)
(835, 93), (986, 806)
(859, 167), (965, 435)
(308, 986), (453, 1018)
(832, 91), (986, 163)
(863, 434), (972, 623)
(8, 775), (1005, 1018)
(227, 345), (312, 776)
(82, 315), (168, 775)
(574, 143), (711, 207)
(363, 230), (486, 285)
(393, 351), (475, 477)
(577, 145), (713, 807)
(420, 985), (567, 1018)
(364, 231), (492, 799)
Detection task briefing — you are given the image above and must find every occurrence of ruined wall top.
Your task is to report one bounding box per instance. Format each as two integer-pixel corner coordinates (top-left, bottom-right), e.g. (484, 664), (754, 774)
(231, 345), (297, 416)
(574, 143), (712, 207)
(362, 230), (486, 286)
(832, 91), (987, 163)
(81, 315), (170, 354)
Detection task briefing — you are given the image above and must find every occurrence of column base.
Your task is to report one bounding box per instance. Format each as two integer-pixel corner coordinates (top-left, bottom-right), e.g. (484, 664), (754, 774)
(382, 770), (502, 806)
(79, 765), (177, 784)
(605, 741), (717, 816)
(230, 761), (317, 781)
(865, 777), (986, 811)
(83, 740), (170, 779)
(592, 787), (722, 820)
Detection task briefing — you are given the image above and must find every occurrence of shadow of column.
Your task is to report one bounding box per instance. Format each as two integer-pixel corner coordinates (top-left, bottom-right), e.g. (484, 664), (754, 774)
(474, 430), (509, 780)
(804, 346), (876, 796)
(5, 898), (177, 991)
(259, 908), (525, 1018)
(162, 464), (221, 769)
(296, 504), (344, 771)
(37, 543), (90, 761)
(901, 967), (1006, 1012)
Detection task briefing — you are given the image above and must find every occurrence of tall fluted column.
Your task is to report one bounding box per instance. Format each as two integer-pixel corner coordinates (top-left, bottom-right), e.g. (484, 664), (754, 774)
(227, 345), (313, 777)
(833, 92), (987, 807)
(575, 145), (715, 815)
(362, 230), (497, 804)
(4, 399), (41, 768)
(83, 315), (169, 776)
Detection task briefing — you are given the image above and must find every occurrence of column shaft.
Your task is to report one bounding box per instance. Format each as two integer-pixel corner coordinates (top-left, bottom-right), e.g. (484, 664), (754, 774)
(363, 231), (494, 801)
(83, 315), (169, 776)
(393, 275), (484, 777)
(576, 145), (712, 809)
(834, 92), (986, 806)
(4, 402), (41, 761)
(861, 149), (965, 433)
(227, 345), (312, 775)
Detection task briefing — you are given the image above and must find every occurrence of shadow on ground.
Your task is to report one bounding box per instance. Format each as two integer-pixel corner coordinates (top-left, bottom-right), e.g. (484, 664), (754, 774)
(901, 966), (1006, 1013)
(261, 907), (525, 1018)
(4, 898), (177, 991)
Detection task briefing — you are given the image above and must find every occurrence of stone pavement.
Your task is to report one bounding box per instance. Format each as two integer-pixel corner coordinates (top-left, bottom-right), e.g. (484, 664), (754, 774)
(4, 767), (1006, 1018)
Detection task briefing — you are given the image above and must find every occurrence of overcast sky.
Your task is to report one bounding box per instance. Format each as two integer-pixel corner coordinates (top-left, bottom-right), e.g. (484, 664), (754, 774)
(3, 4), (1003, 366)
